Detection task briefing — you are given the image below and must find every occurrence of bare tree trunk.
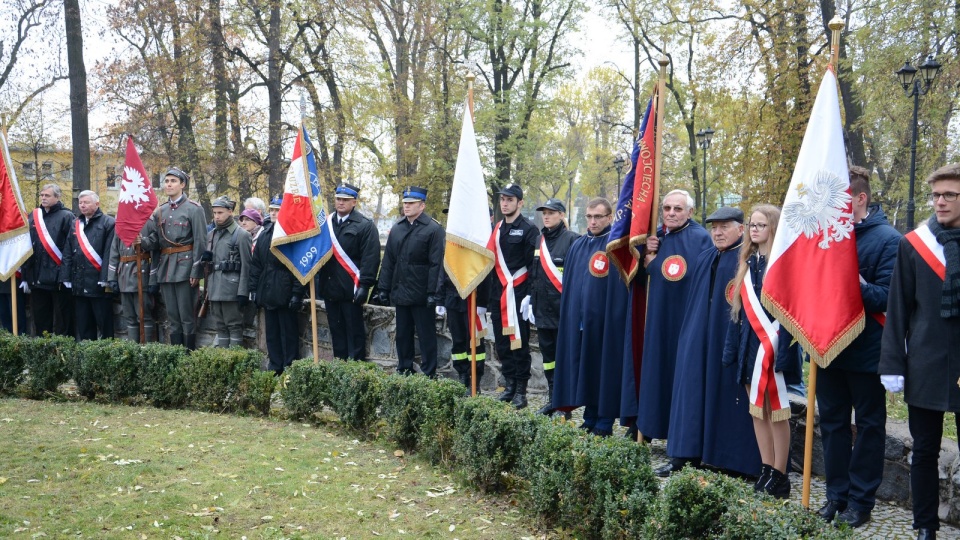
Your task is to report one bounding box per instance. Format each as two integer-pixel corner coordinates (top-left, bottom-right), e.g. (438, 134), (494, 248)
(208, 0), (229, 192)
(64, 0), (89, 212)
(266, 0), (283, 198)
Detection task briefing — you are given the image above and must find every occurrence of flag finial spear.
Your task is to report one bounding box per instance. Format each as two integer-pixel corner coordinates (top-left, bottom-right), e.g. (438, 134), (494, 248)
(828, 16), (844, 69)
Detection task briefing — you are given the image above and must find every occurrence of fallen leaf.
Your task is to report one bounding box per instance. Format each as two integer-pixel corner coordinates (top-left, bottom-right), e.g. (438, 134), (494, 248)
(393, 450), (404, 457)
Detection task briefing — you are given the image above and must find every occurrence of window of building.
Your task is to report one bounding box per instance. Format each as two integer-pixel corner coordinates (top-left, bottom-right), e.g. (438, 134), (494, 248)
(106, 166), (117, 189)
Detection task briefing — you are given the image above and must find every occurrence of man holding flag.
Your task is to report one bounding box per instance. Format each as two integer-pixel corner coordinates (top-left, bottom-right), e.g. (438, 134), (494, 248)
(25, 183), (76, 337)
(0, 129), (33, 334)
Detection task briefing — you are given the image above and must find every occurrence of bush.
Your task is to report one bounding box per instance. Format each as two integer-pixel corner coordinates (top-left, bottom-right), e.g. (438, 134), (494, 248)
(242, 369), (276, 416)
(20, 334), (77, 399)
(381, 374), (463, 463)
(280, 359), (334, 421)
(520, 423), (657, 538)
(644, 467), (754, 539)
(139, 342), (188, 408)
(717, 496), (849, 540)
(73, 339), (143, 402)
(182, 347), (271, 415)
(452, 398), (544, 492)
(326, 360), (384, 434)
(0, 331), (26, 393)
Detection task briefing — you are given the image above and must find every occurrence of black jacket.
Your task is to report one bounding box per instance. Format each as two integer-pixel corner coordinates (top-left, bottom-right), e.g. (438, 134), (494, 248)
(530, 223), (579, 329)
(62, 209), (115, 297)
(378, 213), (444, 306)
(248, 221), (306, 310)
(488, 215), (539, 307)
(826, 206), (901, 373)
(24, 201), (75, 290)
(317, 210), (381, 302)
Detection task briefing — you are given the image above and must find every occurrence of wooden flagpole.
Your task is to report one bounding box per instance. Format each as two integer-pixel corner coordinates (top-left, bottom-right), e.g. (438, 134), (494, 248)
(466, 71), (478, 397)
(297, 90), (321, 365)
(136, 242), (145, 344)
(801, 14), (846, 510)
(10, 279), (17, 336)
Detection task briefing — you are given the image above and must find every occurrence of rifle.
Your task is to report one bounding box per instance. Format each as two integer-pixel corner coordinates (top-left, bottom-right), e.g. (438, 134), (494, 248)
(196, 258), (211, 319)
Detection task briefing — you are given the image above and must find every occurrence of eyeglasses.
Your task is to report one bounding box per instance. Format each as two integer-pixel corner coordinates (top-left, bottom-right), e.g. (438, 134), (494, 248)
(585, 214), (611, 221)
(930, 192), (960, 202)
(747, 223), (768, 230)
(661, 205), (686, 213)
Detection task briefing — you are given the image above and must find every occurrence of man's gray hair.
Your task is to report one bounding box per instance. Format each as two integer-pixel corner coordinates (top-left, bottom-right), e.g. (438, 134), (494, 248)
(78, 190), (100, 203)
(663, 189), (695, 210)
(244, 197), (267, 217)
(41, 184), (62, 199)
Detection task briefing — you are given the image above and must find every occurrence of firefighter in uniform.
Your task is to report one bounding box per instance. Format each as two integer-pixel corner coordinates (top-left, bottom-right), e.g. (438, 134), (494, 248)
(489, 184), (539, 409)
(316, 183), (381, 360)
(107, 219), (160, 342)
(203, 196), (252, 347)
(62, 190), (116, 340)
(154, 167), (207, 349)
(527, 198), (579, 415)
(375, 186), (445, 377)
(24, 183), (76, 336)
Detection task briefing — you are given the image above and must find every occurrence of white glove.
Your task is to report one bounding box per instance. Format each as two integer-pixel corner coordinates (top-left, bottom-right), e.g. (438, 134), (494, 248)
(529, 311), (536, 325)
(435, 305), (446, 317)
(477, 306), (487, 317)
(63, 281), (72, 289)
(520, 295), (533, 321)
(881, 374), (904, 393)
(19, 281), (30, 294)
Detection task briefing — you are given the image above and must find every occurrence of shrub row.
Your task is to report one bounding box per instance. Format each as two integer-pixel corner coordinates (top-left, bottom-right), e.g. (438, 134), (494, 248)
(0, 334), (845, 538)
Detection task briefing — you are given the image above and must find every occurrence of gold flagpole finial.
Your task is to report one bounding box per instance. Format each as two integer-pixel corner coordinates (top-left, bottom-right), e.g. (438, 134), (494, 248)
(828, 16), (844, 68)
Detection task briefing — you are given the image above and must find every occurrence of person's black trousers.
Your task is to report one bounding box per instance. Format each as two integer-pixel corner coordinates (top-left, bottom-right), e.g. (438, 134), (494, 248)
(265, 307), (301, 374)
(538, 327), (558, 385)
(31, 287), (73, 337)
(395, 304), (437, 377)
(326, 299), (367, 361)
(449, 307), (485, 379)
(816, 367), (886, 512)
(490, 286), (531, 382)
(74, 296), (115, 340)
(908, 404), (960, 531)
(0, 288), (27, 333)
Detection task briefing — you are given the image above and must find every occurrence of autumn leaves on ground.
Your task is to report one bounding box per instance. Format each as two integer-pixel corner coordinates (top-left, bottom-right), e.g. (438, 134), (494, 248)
(0, 399), (539, 538)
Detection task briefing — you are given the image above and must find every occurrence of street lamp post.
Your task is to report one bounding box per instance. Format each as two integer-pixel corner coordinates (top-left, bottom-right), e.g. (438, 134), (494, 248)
(613, 154), (626, 201)
(895, 54), (942, 229)
(695, 127), (715, 223)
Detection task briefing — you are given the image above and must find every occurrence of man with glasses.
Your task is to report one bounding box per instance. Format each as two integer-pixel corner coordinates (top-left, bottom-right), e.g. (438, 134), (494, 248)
(637, 189), (712, 458)
(488, 184), (539, 408)
(881, 164), (960, 540)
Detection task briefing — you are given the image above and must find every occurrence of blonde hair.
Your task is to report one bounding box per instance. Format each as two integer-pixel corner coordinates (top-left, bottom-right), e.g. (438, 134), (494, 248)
(730, 204), (781, 320)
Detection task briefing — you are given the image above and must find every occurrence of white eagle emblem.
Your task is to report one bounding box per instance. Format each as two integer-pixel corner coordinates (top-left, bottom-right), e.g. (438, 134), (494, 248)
(119, 166), (152, 209)
(783, 170), (854, 249)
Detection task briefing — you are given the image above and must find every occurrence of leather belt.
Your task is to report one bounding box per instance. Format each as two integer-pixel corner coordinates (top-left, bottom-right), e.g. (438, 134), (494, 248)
(161, 244), (193, 255)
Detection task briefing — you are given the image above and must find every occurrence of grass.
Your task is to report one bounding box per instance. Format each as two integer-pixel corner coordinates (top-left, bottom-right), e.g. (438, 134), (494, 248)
(0, 399), (540, 539)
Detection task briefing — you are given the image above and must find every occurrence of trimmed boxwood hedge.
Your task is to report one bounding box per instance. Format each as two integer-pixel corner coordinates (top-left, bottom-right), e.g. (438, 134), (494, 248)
(0, 334), (848, 539)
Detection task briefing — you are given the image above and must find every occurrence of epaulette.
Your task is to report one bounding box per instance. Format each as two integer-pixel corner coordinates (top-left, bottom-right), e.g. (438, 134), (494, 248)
(188, 199), (202, 207)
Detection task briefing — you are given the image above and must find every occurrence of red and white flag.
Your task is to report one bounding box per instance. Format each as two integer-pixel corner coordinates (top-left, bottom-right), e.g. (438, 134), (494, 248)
(115, 137), (159, 247)
(0, 130), (32, 281)
(761, 68), (864, 367)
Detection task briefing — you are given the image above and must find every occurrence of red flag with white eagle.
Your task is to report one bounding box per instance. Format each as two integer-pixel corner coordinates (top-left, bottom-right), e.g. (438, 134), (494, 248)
(115, 136), (159, 248)
(760, 67), (864, 367)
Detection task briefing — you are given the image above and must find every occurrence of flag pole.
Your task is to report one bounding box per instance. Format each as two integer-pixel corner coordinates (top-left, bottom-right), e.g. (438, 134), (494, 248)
(298, 90), (321, 365)
(800, 14), (845, 510)
(10, 279), (18, 336)
(466, 71), (478, 397)
(136, 242), (146, 344)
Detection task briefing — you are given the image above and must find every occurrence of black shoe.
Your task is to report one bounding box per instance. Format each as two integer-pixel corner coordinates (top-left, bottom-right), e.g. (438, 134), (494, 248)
(817, 500), (847, 522)
(552, 410), (572, 421)
(754, 465), (772, 493)
(624, 424), (638, 440)
(917, 528), (936, 540)
(510, 380), (528, 409)
(764, 468), (791, 499)
(592, 428), (612, 437)
(655, 459), (686, 478)
(834, 508), (870, 528)
(537, 380), (555, 415)
(498, 379), (516, 402)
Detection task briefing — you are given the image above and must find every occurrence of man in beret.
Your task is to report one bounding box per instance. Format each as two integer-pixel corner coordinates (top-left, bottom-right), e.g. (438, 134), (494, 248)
(204, 196), (252, 348)
(316, 183), (381, 361)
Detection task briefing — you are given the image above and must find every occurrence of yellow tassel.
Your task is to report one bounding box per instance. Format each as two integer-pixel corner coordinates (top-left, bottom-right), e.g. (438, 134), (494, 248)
(749, 404), (765, 419)
(770, 407), (792, 423)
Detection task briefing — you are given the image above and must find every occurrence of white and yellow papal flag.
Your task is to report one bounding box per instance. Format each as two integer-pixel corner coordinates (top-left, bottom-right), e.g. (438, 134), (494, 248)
(444, 98), (494, 298)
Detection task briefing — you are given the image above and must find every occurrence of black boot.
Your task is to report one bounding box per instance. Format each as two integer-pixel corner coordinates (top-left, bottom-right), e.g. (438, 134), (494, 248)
(764, 468), (791, 499)
(184, 333), (197, 351)
(498, 378), (516, 402)
(755, 464), (773, 493)
(510, 379), (528, 409)
(458, 370), (473, 397)
(536, 379), (555, 415)
(170, 332), (184, 346)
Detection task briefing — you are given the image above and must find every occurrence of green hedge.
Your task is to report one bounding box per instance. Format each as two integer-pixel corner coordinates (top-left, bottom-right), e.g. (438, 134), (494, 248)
(0, 332), (26, 393)
(326, 360), (384, 434)
(73, 339), (144, 402)
(182, 347), (274, 414)
(19, 333), (77, 399)
(279, 358), (333, 421)
(381, 374), (463, 464)
(140, 342), (188, 408)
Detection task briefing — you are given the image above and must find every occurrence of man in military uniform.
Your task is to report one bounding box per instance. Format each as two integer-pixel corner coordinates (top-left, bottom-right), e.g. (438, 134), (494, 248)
(24, 183), (76, 336)
(62, 190), (116, 340)
(316, 183), (380, 360)
(527, 198), (579, 415)
(154, 167), (207, 349)
(489, 184), (539, 409)
(107, 219), (160, 342)
(375, 186), (444, 377)
(203, 196), (252, 348)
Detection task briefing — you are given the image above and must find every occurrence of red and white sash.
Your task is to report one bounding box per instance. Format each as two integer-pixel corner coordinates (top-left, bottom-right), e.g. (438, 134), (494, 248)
(906, 224), (947, 281)
(742, 271), (790, 421)
(33, 208), (63, 265)
(75, 220), (103, 271)
(327, 215), (360, 292)
(538, 237), (563, 293)
(487, 221), (528, 350)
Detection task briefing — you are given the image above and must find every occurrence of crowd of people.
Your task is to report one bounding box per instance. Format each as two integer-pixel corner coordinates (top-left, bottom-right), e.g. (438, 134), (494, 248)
(1, 163), (959, 539)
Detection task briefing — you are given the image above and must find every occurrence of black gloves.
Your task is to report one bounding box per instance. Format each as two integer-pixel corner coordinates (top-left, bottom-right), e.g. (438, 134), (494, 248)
(288, 295), (303, 311)
(200, 251), (213, 262)
(374, 291), (390, 306)
(353, 286), (369, 305)
(237, 295), (249, 308)
(426, 295), (437, 308)
(147, 284), (160, 295)
(107, 281), (120, 292)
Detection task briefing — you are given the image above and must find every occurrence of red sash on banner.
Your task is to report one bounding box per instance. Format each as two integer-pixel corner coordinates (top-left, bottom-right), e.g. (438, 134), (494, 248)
(33, 208), (62, 265)
(742, 271), (791, 422)
(327, 216), (360, 293)
(487, 221), (528, 350)
(75, 220), (103, 271)
(538, 236), (563, 293)
(906, 224), (947, 281)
